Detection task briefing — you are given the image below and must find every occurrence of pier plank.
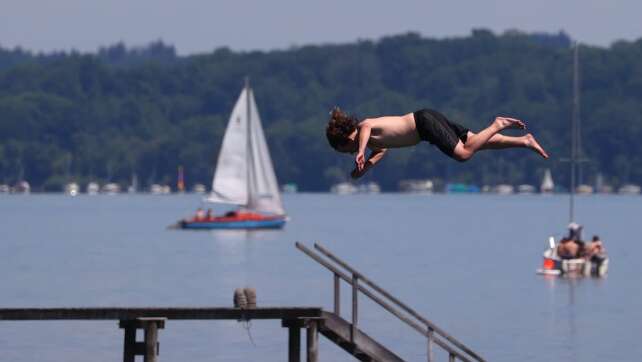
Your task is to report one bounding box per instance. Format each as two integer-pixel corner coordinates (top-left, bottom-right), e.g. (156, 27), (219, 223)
(0, 307), (322, 321)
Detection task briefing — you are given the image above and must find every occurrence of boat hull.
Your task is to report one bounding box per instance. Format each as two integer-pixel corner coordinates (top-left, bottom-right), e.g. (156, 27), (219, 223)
(179, 215), (286, 230)
(536, 248), (608, 277)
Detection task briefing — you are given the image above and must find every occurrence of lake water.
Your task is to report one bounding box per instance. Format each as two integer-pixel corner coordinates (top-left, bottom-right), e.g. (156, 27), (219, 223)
(1, 193), (640, 362)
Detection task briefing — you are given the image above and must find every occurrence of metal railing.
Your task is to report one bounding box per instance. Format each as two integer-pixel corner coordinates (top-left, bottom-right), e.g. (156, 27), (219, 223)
(296, 242), (485, 362)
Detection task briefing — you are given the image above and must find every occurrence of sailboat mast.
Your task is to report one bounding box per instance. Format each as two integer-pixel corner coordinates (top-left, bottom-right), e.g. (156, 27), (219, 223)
(575, 46), (583, 187)
(570, 43), (580, 223)
(245, 77), (253, 209)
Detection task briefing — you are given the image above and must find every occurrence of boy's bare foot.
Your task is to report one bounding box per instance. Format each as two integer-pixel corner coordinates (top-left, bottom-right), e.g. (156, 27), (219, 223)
(494, 116), (526, 130)
(525, 133), (549, 159)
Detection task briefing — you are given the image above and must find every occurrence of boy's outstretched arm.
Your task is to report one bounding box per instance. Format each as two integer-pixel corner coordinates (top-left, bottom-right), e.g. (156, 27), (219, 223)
(351, 149), (387, 179)
(355, 121), (372, 171)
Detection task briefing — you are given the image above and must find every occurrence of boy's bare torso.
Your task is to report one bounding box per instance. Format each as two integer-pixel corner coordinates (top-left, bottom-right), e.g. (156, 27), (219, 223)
(362, 113), (420, 150)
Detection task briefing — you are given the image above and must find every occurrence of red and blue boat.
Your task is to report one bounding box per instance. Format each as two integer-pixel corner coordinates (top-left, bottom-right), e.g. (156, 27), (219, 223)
(180, 211), (287, 230)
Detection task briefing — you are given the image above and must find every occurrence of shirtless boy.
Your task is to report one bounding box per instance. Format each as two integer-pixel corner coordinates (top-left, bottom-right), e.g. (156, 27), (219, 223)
(326, 107), (548, 178)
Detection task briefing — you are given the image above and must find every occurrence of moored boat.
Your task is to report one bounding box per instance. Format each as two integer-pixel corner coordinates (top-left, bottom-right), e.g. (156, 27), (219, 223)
(537, 237), (609, 277)
(537, 44), (609, 278)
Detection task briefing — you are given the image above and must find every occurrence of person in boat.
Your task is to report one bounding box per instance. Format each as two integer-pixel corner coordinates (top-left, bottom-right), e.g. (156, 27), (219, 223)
(568, 222), (584, 242)
(194, 208), (206, 221)
(326, 107), (549, 178)
(585, 235), (607, 264)
(205, 208), (213, 221)
(557, 236), (581, 259)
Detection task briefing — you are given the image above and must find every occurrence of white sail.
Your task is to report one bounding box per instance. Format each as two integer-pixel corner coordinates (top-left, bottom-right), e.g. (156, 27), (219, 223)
(541, 168), (554, 193)
(246, 89), (285, 215)
(206, 83), (285, 215)
(206, 88), (250, 205)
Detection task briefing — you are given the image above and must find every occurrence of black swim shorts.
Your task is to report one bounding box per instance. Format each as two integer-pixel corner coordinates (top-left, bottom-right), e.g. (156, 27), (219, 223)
(413, 108), (469, 158)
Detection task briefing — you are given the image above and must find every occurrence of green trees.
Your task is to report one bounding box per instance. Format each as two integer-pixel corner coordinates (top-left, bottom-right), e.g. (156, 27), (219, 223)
(0, 31), (640, 191)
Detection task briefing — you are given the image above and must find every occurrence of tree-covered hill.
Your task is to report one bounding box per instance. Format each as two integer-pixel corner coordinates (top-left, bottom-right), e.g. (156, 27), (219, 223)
(1, 30), (641, 191)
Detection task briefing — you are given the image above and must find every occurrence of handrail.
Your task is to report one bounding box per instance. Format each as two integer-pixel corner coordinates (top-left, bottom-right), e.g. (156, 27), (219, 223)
(297, 243), (434, 336)
(296, 242), (485, 362)
(313, 243), (484, 361)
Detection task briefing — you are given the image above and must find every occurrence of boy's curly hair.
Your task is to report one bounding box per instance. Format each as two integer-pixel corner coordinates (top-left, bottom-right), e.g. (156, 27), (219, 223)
(326, 107), (358, 150)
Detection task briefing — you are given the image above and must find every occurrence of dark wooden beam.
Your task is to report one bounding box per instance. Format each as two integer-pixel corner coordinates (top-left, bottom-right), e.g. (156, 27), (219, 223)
(0, 307), (322, 321)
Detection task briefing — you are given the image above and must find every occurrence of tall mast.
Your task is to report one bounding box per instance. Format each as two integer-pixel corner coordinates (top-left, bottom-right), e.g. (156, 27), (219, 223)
(570, 43), (580, 223)
(245, 76), (251, 123)
(575, 44), (583, 187)
(245, 76), (253, 209)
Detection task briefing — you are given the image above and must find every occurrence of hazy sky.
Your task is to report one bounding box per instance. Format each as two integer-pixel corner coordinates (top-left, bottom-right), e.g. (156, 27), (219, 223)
(1, 0), (640, 55)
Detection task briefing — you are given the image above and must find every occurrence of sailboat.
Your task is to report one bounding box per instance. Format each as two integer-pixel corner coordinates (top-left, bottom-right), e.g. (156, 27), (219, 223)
(537, 44), (608, 276)
(540, 168), (554, 194)
(178, 79), (287, 229)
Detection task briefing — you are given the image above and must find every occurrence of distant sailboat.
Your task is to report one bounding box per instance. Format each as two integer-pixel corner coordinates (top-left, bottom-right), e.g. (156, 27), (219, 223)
(128, 174), (138, 194)
(540, 168), (554, 194)
(178, 79), (287, 229)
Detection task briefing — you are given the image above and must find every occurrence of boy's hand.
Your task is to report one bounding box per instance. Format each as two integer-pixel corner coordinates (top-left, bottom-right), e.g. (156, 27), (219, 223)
(355, 152), (365, 171)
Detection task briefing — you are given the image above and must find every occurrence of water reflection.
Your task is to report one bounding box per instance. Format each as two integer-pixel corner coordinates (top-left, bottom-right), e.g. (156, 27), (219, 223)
(541, 273), (608, 362)
(208, 229), (283, 243)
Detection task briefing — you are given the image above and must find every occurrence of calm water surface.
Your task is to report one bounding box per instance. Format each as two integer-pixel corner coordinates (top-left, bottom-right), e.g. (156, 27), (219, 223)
(1, 193), (641, 361)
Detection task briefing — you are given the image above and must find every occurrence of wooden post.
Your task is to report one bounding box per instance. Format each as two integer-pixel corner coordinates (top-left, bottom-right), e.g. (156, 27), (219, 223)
(288, 326), (301, 362)
(449, 352), (456, 362)
(306, 320), (319, 362)
(143, 321), (159, 362)
(282, 319), (305, 362)
(121, 321), (136, 362)
(119, 318), (165, 362)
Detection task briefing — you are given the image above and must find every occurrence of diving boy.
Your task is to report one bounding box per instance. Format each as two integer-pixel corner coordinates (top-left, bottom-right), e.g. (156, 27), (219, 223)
(326, 107), (548, 178)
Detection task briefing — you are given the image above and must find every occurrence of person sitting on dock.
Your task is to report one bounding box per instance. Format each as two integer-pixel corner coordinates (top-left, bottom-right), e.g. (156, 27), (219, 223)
(326, 107), (548, 178)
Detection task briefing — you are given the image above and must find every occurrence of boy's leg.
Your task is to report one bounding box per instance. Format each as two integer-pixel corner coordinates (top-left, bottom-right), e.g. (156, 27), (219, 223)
(452, 117), (525, 161)
(461, 132), (549, 157)
(483, 133), (549, 158)
(479, 133), (522, 149)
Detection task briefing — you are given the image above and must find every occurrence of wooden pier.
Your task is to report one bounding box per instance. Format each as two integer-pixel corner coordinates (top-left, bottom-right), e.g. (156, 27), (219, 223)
(0, 243), (486, 361)
(0, 307), (325, 362)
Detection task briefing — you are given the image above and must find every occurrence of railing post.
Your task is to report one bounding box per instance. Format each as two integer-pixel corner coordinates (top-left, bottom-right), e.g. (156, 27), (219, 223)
(427, 326), (434, 362)
(351, 273), (359, 343)
(333, 273), (341, 316)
